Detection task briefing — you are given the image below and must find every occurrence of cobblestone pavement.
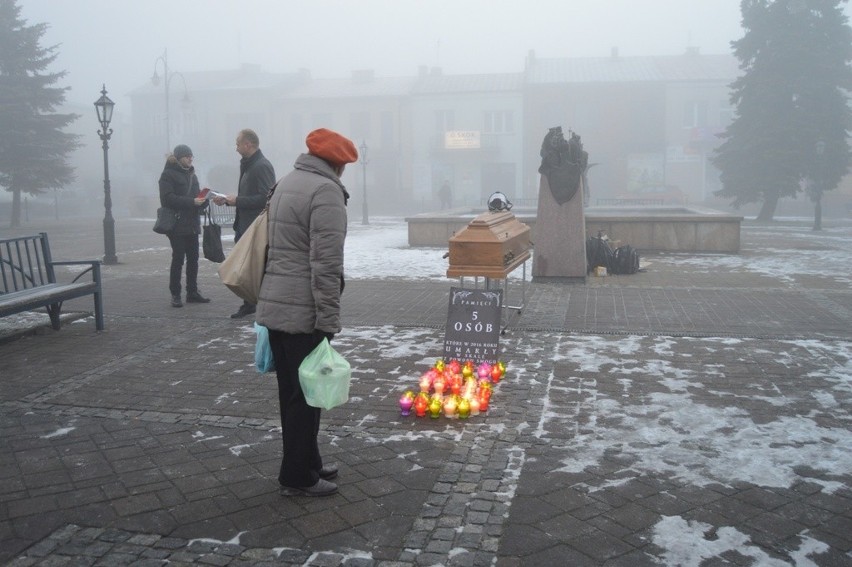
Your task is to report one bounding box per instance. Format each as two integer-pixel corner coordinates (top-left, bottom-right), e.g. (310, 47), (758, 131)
(1, 217), (850, 566)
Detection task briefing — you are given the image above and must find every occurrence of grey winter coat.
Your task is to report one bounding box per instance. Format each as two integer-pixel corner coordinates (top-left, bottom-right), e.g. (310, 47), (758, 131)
(256, 154), (349, 335)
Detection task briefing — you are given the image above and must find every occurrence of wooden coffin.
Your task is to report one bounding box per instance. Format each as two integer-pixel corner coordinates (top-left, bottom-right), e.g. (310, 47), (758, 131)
(446, 211), (532, 278)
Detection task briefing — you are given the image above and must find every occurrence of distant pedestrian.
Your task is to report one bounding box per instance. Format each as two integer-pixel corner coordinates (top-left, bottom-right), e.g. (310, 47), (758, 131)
(158, 144), (211, 308)
(213, 129), (276, 318)
(256, 128), (358, 497)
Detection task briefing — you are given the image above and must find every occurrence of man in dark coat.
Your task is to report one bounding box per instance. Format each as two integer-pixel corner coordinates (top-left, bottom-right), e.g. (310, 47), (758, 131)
(158, 144), (211, 307)
(213, 129), (276, 318)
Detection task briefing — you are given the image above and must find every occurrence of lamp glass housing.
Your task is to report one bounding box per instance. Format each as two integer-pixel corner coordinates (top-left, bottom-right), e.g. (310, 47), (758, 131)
(94, 87), (115, 127)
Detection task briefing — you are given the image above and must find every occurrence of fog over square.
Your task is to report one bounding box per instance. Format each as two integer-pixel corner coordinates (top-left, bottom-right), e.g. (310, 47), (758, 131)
(21, 0), (754, 107)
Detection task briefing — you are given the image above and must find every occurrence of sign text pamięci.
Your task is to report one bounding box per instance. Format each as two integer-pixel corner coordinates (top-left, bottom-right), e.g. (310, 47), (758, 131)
(443, 287), (502, 364)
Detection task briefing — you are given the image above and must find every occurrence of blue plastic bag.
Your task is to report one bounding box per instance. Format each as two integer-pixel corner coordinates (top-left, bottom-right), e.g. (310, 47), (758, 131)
(298, 338), (351, 410)
(254, 322), (275, 373)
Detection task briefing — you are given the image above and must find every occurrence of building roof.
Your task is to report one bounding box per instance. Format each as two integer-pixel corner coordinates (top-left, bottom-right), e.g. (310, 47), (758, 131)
(527, 53), (740, 84)
(128, 54), (740, 102)
(128, 65), (301, 97)
(283, 73), (417, 99)
(411, 73), (525, 95)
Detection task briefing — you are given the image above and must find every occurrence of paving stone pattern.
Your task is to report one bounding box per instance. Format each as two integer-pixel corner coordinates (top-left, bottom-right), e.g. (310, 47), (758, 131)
(1, 218), (850, 566)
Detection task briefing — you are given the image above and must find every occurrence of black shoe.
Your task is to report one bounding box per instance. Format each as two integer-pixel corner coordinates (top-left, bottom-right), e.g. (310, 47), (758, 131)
(171, 295), (183, 308)
(230, 304), (256, 318)
(186, 291), (211, 303)
(318, 464), (338, 481)
(280, 478), (338, 497)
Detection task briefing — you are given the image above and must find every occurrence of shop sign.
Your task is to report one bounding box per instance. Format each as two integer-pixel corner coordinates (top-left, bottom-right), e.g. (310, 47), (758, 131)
(445, 130), (481, 149)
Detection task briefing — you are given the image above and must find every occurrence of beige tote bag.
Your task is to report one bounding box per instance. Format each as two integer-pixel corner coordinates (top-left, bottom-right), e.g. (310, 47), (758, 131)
(217, 211), (267, 304)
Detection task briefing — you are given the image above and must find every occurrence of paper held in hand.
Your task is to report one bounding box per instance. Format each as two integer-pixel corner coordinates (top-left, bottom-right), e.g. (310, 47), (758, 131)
(199, 187), (227, 200)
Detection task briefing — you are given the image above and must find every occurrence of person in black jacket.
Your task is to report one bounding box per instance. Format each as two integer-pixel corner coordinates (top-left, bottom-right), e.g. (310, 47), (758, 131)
(213, 129), (276, 318)
(158, 144), (211, 308)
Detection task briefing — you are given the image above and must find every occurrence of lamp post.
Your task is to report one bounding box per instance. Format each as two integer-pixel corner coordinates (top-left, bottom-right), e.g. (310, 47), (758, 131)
(359, 140), (369, 225)
(151, 49), (189, 153)
(94, 84), (118, 265)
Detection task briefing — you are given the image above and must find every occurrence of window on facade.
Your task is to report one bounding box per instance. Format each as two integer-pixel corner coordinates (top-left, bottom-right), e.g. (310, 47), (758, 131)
(435, 109), (455, 133)
(227, 114), (264, 138)
(380, 111), (394, 148)
(350, 112), (370, 142)
(178, 109), (196, 138)
(151, 112), (165, 139)
(290, 114), (303, 149)
(683, 101), (708, 128)
(483, 110), (514, 133)
(311, 113), (333, 130)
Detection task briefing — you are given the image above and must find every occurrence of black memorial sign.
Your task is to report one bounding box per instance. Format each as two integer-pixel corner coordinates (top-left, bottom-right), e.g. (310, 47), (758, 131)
(443, 287), (502, 364)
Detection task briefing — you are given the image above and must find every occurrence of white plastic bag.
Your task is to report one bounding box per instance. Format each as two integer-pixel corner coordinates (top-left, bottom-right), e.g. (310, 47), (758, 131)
(298, 338), (351, 410)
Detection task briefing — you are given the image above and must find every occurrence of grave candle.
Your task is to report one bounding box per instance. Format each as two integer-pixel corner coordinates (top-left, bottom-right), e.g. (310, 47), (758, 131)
(443, 395), (457, 418)
(399, 391), (414, 416)
(450, 375), (462, 396)
(414, 393), (428, 417)
(479, 393), (489, 412)
(457, 397), (471, 419)
(428, 396), (442, 418)
(477, 362), (491, 379)
(419, 373), (431, 393)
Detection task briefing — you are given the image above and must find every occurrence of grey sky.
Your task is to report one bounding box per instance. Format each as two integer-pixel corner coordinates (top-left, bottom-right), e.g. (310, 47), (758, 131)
(18, 0), (758, 110)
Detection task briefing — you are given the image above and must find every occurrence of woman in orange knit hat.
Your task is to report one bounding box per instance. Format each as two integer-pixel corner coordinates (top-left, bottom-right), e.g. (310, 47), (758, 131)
(256, 128), (358, 497)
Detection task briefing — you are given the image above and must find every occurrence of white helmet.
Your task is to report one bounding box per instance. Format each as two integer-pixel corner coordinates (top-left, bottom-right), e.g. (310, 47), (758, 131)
(487, 192), (513, 212)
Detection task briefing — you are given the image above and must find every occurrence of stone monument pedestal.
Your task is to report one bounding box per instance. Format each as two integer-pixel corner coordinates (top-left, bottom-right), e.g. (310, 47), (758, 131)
(532, 176), (586, 282)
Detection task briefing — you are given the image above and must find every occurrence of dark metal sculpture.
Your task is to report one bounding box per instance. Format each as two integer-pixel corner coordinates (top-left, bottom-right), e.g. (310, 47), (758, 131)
(538, 126), (589, 205)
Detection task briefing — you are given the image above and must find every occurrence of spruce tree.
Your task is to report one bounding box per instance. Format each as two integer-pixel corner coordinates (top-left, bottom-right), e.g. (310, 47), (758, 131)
(713, 0), (851, 222)
(0, 0), (80, 228)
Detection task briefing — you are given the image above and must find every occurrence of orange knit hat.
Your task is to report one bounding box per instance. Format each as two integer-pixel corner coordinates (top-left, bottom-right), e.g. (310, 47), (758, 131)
(306, 128), (359, 167)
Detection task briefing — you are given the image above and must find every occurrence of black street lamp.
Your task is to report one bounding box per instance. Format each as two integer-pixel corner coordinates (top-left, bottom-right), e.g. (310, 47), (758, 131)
(359, 140), (369, 225)
(812, 139), (825, 232)
(94, 84), (118, 265)
(151, 49), (189, 153)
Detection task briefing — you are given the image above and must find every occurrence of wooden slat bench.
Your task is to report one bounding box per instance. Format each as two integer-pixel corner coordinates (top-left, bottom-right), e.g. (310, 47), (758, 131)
(0, 232), (104, 331)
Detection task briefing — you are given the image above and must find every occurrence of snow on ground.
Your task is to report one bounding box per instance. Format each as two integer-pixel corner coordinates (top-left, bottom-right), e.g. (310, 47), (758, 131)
(344, 217), (450, 281)
(327, 325), (852, 565)
(541, 334), (852, 494)
(653, 221), (852, 285)
(343, 216), (852, 283)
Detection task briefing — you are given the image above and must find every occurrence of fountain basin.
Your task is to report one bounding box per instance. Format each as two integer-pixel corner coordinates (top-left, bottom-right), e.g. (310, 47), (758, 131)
(406, 206), (742, 253)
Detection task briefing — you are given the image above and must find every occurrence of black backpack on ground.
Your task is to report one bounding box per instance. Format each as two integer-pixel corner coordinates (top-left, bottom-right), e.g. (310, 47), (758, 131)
(612, 245), (640, 275)
(586, 232), (615, 274)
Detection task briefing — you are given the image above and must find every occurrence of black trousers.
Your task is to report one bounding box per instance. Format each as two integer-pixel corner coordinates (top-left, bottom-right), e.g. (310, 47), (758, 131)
(268, 330), (326, 487)
(167, 233), (199, 296)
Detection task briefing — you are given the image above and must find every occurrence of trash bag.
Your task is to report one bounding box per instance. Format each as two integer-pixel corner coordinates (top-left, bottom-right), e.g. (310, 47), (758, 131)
(254, 322), (275, 373)
(298, 338), (351, 410)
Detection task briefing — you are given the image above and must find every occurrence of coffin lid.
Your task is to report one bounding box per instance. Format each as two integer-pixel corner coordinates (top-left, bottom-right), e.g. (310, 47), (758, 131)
(449, 211), (527, 242)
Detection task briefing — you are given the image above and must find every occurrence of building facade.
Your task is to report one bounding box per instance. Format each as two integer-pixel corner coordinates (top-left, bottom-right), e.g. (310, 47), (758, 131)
(128, 50), (752, 216)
